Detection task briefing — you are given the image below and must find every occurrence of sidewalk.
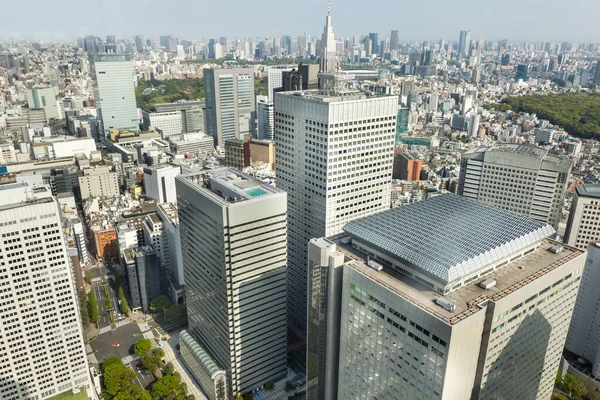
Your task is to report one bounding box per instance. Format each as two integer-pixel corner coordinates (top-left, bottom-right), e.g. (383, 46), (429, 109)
(160, 333), (208, 400)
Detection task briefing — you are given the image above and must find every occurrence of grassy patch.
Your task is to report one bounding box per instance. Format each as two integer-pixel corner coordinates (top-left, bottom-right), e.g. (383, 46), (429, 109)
(48, 387), (87, 400)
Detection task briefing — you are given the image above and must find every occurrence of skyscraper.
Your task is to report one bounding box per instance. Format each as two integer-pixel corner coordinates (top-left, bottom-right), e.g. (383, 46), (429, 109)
(594, 60), (600, 85)
(564, 184), (600, 249)
(516, 64), (528, 81)
(458, 30), (471, 57)
(319, 5), (337, 73)
(307, 194), (585, 400)
(390, 30), (399, 51)
(458, 144), (571, 229)
(175, 168), (288, 397)
(134, 35), (144, 53)
(204, 68), (255, 148)
(90, 53), (139, 138)
(369, 32), (379, 54)
(0, 182), (91, 400)
(274, 88), (398, 333)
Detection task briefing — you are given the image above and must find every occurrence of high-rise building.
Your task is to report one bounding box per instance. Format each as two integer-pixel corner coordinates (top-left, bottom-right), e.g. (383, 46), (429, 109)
(516, 64), (528, 81)
(121, 246), (162, 312)
(257, 95), (274, 140)
(392, 151), (422, 181)
(152, 100), (206, 135)
(594, 60), (600, 85)
(307, 194), (585, 400)
(176, 168), (288, 397)
(134, 35), (144, 53)
(565, 242), (600, 379)
(565, 184), (600, 249)
(0, 182), (91, 400)
(458, 30), (471, 57)
(156, 202), (185, 304)
(369, 33), (379, 54)
(267, 66), (294, 102)
(143, 163), (181, 204)
(26, 87), (62, 121)
(90, 53), (139, 138)
(390, 30), (399, 51)
(458, 144), (571, 229)
(204, 68), (255, 148)
(319, 6), (337, 74)
(78, 166), (120, 200)
(275, 89), (397, 332)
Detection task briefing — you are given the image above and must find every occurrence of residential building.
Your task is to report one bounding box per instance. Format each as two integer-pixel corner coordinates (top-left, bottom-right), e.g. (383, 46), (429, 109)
(224, 139), (250, 170)
(307, 194), (585, 400)
(204, 68), (255, 148)
(393, 151), (422, 181)
(565, 184), (600, 249)
(78, 166), (120, 200)
(93, 227), (118, 260)
(275, 89), (397, 332)
(175, 168), (288, 396)
(143, 164), (180, 204)
(565, 242), (600, 379)
(90, 53), (139, 138)
(26, 87), (62, 121)
(0, 182), (91, 400)
(458, 144), (570, 230)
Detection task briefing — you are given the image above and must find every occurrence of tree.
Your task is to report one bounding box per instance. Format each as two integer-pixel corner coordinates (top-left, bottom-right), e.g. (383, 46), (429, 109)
(153, 347), (165, 360)
(85, 270), (92, 285)
(150, 295), (171, 313)
(134, 338), (152, 357)
(164, 362), (175, 376)
(113, 384), (151, 400)
(78, 289), (90, 328)
(102, 358), (136, 397)
(572, 379), (587, 400)
(562, 373), (577, 395)
(118, 286), (130, 314)
(235, 395), (243, 400)
(551, 394), (568, 400)
(89, 290), (99, 324)
(151, 375), (182, 398)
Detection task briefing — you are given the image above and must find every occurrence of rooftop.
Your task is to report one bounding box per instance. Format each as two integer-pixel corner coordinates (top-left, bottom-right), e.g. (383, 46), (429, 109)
(334, 235), (582, 324)
(343, 194), (555, 284)
(576, 183), (600, 199)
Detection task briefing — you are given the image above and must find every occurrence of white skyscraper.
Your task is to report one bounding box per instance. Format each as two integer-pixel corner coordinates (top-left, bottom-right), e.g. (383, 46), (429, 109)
(0, 182), (91, 400)
(458, 30), (471, 57)
(275, 89), (397, 331)
(257, 95), (274, 140)
(90, 53), (139, 138)
(319, 4), (337, 73)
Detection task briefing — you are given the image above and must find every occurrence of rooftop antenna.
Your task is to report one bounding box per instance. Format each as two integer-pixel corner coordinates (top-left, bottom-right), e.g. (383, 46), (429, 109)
(327, 0), (330, 15)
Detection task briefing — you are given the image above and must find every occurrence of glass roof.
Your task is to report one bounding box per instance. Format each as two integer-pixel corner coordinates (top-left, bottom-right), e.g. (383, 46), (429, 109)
(180, 330), (222, 378)
(343, 194), (555, 284)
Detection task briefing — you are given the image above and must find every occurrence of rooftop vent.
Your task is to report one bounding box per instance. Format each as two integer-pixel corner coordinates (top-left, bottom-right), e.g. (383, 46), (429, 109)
(549, 245), (563, 254)
(435, 298), (456, 312)
(479, 278), (497, 290)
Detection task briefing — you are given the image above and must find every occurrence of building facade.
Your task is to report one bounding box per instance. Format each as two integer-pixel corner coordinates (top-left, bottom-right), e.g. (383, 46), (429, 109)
(564, 184), (600, 249)
(90, 54), (139, 137)
(458, 144), (570, 230)
(143, 163), (181, 204)
(142, 111), (184, 138)
(0, 182), (90, 400)
(274, 89), (397, 332)
(204, 68), (255, 148)
(224, 139), (250, 170)
(393, 151), (423, 181)
(257, 95), (274, 140)
(176, 168), (288, 396)
(78, 166), (120, 200)
(26, 87), (62, 121)
(307, 194), (585, 400)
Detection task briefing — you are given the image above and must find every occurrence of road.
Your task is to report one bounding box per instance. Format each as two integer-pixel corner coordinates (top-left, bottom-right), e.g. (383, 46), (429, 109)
(92, 279), (120, 329)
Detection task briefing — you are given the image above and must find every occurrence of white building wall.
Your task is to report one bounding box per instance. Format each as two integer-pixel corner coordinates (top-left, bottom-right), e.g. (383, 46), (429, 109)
(143, 164), (180, 204)
(51, 138), (97, 159)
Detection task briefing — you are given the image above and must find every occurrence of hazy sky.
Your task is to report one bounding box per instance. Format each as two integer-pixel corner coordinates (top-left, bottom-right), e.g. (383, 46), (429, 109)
(2, 0), (600, 43)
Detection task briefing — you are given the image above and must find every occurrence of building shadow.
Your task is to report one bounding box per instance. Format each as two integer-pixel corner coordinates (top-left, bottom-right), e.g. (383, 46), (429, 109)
(476, 308), (552, 400)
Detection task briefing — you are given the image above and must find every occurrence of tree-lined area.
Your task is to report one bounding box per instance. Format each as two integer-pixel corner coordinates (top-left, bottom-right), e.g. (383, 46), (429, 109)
(500, 92), (600, 139)
(135, 79), (205, 111)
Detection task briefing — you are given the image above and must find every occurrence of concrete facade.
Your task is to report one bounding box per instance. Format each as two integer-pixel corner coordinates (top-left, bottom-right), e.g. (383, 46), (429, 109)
(564, 184), (600, 249)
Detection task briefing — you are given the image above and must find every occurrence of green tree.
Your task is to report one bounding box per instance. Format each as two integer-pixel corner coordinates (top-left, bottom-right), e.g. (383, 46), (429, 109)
(150, 295), (171, 313)
(85, 270), (92, 285)
(118, 286), (130, 314)
(102, 358), (136, 397)
(113, 384), (151, 400)
(164, 362), (175, 376)
(88, 290), (99, 324)
(134, 338), (152, 357)
(572, 379), (587, 400)
(562, 373), (577, 395)
(153, 347), (165, 360)
(78, 289), (90, 328)
(551, 394), (568, 400)
(151, 374), (182, 398)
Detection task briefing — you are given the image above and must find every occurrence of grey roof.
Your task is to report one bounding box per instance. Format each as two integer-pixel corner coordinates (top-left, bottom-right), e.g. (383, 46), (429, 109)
(343, 194), (555, 284)
(576, 183), (600, 199)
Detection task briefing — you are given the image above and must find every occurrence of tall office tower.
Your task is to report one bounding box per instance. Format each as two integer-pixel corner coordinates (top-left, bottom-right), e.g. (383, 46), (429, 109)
(121, 246), (161, 312)
(319, 5), (337, 73)
(390, 30), (399, 51)
(90, 53), (139, 138)
(148, 100), (206, 136)
(175, 168), (288, 397)
(156, 203), (185, 303)
(565, 242), (600, 379)
(143, 163), (181, 204)
(267, 66), (294, 102)
(306, 194), (585, 400)
(204, 68), (255, 148)
(458, 30), (471, 57)
(134, 35), (144, 53)
(594, 60), (600, 85)
(369, 33), (379, 54)
(274, 89), (397, 333)
(458, 144), (571, 230)
(0, 182), (91, 400)
(257, 95), (274, 140)
(516, 64), (528, 81)
(564, 184), (600, 249)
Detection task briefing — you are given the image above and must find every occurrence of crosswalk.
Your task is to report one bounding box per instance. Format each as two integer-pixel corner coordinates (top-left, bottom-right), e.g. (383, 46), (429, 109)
(121, 354), (139, 364)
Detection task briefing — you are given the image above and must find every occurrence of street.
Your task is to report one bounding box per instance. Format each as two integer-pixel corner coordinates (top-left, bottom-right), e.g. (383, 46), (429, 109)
(92, 278), (120, 329)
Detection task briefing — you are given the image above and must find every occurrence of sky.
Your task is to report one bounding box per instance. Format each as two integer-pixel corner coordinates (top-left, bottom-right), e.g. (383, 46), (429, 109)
(2, 0), (600, 43)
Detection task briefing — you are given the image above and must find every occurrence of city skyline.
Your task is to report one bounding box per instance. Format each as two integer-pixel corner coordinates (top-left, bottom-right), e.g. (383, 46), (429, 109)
(2, 0), (600, 42)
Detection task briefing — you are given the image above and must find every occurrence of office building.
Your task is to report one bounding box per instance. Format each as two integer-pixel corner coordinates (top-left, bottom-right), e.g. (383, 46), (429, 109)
(565, 184), (600, 249)
(319, 8), (337, 74)
(390, 30), (399, 51)
(307, 194), (585, 400)
(393, 151), (422, 181)
(156, 203), (185, 303)
(143, 101), (206, 138)
(594, 60), (600, 85)
(0, 182), (90, 400)
(176, 168), (288, 396)
(565, 242), (600, 379)
(204, 68), (255, 148)
(516, 64), (528, 81)
(257, 95), (274, 140)
(275, 89), (397, 331)
(78, 166), (120, 200)
(143, 163), (180, 204)
(142, 110), (183, 138)
(458, 30), (471, 57)
(249, 139), (276, 170)
(267, 66), (294, 102)
(298, 63), (320, 90)
(121, 246), (161, 312)
(458, 144), (570, 229)
(90, 54), (139, 137)
(134, 35), (144, 53)
(224, 139), (250, 170)
(168, 132), (214, 156)
(26, 87), (62, 121)
(369, 33), (379, 55)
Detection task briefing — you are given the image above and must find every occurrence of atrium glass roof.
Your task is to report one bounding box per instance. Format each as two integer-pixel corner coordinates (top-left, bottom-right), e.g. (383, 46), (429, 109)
(343, 194), (555, 284)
